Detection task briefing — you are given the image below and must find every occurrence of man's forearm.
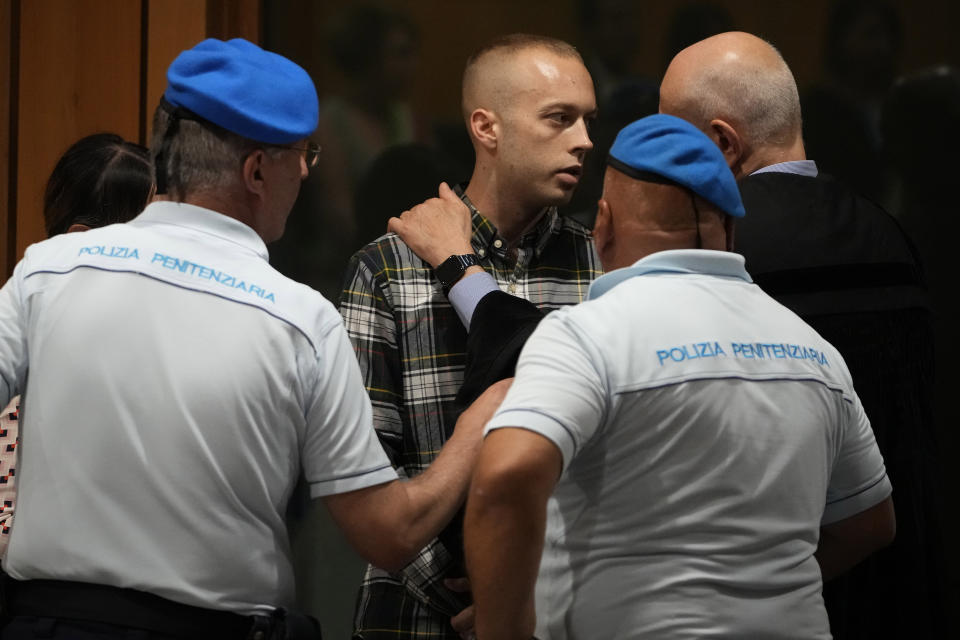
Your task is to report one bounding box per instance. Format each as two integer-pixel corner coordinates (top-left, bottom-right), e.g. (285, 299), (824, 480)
(816, 496), (896, 581)
(394, 422), (483, 556)
(465, 484), (543, 639)
(465, 429), (561, 639)
(389, 380), (512, 563)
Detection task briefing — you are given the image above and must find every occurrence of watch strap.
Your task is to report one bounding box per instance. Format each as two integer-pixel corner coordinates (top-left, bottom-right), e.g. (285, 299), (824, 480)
(436, 253), (481, 293)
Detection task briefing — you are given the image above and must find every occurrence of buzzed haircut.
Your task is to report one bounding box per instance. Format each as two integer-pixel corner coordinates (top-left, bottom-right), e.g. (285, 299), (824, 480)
(464, 33), (581, 70)
(461, 34), (584, 118)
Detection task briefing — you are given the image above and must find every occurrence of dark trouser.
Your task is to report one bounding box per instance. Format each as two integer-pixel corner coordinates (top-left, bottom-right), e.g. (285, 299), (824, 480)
(3, 616), (184, 639)
(0, 579), (276, 640)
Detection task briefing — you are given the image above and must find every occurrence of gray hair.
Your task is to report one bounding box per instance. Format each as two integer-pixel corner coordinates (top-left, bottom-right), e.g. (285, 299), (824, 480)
(685, 45), (802, 147)
(150, 104), (265, 200)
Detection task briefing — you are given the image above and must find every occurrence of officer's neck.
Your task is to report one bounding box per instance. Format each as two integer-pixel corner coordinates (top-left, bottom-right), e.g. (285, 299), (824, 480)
(183, 189), (257, 232)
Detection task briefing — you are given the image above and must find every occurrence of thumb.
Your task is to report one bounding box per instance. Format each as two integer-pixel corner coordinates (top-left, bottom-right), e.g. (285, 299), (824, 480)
(438, 181), (458, 202)
(386, 216), (404, 234)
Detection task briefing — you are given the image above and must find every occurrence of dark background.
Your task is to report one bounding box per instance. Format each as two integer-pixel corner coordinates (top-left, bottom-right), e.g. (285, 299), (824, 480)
(262, 1), (959, 637)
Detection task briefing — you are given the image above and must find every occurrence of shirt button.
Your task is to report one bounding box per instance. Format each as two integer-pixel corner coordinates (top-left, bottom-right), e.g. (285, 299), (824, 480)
(493, 239), (503, 249)
(508, 283), (517, 293)
(477, 248), (486, 258)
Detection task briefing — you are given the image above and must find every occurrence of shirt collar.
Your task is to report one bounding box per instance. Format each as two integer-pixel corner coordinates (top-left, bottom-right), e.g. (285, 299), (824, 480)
(132, 201), (270, 261)
(750, 160), (819, 177)
(456, 185), (559, 261)
(587, 249), (752, 300)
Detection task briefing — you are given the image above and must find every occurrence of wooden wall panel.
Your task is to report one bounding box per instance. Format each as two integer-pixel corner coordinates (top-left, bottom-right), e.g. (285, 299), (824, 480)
(145, 0), (207, 144)
(207, 0), (261, 43)
(1, 0), (12, 277)
(16, 0), (141, 258)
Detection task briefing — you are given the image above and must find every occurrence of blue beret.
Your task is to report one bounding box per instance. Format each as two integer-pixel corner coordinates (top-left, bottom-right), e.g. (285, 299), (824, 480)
(164, 38), (318, 144)
(608, 114), (745, 217)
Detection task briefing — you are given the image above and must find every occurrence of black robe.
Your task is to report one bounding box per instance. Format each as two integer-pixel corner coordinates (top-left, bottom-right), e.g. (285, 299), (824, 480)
(737, 170), (944, 639)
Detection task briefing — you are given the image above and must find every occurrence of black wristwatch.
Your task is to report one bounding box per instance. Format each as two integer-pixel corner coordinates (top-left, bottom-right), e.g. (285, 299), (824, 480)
(436, 253), (481, 294)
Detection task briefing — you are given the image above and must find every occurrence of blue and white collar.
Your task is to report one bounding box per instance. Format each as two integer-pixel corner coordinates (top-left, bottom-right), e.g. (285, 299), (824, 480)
(587, 250), (752, 300)
(133, 201), (269, 261)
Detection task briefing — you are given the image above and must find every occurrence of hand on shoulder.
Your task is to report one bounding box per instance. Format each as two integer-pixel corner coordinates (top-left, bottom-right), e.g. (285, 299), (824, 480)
(387, 182), (474, 268)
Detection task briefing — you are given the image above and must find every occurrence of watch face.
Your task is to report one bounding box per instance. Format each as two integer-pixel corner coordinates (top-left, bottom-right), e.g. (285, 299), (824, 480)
(437, 255), (465, 290)
(437, 254), (478, 291)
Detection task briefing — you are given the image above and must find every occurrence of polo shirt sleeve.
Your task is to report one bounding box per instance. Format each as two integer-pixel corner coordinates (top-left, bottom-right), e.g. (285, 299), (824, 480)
(822, 392), (892, 525)
(0, 262), (28, 407)
(485, 310), (607, 473)
(302, 319), (398, 497)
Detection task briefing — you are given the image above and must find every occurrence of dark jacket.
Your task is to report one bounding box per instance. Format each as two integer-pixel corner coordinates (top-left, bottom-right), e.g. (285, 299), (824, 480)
(738, 170), (943, 639)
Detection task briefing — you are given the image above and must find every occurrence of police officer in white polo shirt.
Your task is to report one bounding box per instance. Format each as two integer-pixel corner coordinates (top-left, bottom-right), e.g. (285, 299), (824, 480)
(0, 38), (503, 640)
(464, 114), (896, 640)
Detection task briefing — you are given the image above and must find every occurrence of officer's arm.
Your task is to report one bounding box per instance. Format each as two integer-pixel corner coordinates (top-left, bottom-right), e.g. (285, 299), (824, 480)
(322, 379), (511, 573)
(464, 427), (562, 640)
(816, 496), (896, 581)
(818, 389), (896, 581)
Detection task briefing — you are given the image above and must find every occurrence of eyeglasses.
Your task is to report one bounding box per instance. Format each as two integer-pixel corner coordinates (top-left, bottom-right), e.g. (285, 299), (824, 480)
(281, 141), (322, 168)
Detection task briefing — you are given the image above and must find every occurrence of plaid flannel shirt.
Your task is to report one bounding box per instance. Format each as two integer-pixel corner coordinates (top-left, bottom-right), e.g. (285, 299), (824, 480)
(0, 396), (18, 554)
(339, 192), (601, 639)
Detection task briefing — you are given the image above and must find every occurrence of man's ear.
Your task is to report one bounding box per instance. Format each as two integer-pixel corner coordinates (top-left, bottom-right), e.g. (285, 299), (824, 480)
(242, 150), (267, 198)
(469, 108), (498, 150)
(708, 119), (744, 175)
(593, 198), (615, 264)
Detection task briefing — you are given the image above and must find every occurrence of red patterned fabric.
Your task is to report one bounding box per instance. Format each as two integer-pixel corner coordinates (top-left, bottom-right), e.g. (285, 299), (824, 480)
(0, 395), (18, 554)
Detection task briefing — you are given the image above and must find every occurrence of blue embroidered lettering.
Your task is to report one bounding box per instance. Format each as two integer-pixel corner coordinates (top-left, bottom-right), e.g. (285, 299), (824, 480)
(149, 252), (275, 302)
(80, 245), (139, 259)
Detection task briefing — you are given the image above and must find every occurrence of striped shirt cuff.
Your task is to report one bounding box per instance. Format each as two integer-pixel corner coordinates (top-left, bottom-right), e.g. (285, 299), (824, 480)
(448, 272), (499, 330)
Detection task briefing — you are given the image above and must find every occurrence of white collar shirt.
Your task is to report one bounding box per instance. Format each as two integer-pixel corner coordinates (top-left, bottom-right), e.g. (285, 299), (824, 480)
(486, 249), (891, 639)
(0, 201), (396, 614)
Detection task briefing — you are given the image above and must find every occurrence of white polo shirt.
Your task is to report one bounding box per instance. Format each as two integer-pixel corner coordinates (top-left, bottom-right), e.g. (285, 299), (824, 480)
(0, 202), (397, 615)
(486, 250), (891, 640)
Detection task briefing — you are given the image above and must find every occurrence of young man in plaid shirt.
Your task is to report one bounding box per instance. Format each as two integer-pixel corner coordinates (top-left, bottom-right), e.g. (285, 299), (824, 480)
(339, 34), (601, 640)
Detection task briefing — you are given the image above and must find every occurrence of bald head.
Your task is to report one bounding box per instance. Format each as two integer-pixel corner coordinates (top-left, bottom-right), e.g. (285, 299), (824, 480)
(660, 32), (802, 151)
(462, 34), (584, 122)
(595, 167), (730, 271)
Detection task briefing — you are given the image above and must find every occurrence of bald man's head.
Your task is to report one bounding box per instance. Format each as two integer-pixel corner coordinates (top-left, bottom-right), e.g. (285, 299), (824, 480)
(660, 31), (802, 150)
(462, 34), (584, 123)
(595, 166), (730, 270)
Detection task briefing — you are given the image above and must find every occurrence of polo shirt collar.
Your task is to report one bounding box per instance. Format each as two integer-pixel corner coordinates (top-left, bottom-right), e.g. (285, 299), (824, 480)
(133, 201), (270, 261)
(587, 249), (752, 300)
